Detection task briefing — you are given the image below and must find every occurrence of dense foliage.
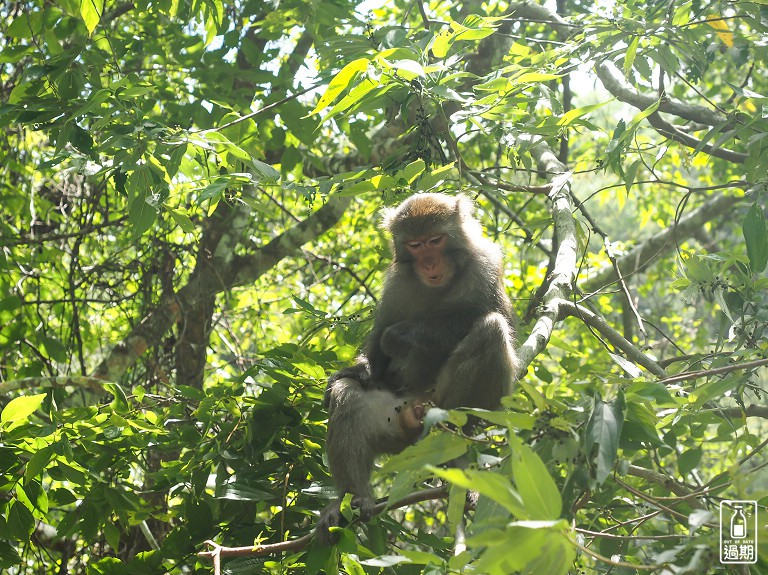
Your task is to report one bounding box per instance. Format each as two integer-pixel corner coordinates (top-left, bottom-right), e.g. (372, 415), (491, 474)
(1, 0), (767, 573)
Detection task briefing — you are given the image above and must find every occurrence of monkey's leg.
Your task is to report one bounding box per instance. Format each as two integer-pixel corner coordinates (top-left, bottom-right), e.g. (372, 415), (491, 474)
(433, 312), (519, 410)
(316, 377), (425, 544)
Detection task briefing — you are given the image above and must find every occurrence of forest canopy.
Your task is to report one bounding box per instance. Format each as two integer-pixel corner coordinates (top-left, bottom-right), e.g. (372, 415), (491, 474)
(0, 0), (767, 573)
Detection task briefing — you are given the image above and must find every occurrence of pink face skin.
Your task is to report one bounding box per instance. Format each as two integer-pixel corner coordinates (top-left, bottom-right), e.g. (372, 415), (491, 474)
(404, 234), (454, 287)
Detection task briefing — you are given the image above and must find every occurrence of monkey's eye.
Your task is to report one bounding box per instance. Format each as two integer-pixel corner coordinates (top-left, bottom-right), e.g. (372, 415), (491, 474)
(427, 235), (445, 247)
(406, 241), (423, 250)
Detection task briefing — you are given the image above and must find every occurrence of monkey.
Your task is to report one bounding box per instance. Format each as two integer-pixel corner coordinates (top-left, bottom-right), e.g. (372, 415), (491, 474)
(316, 193), (519, 545)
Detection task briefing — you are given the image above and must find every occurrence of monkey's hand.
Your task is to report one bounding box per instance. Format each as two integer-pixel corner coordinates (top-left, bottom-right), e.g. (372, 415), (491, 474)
(315, 496), (376, 546)
(325, 362), (372, 406)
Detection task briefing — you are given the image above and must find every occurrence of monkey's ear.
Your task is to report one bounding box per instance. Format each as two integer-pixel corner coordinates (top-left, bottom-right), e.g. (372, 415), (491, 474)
(380, 206), (397, 231)
(454, 193), (475, 219)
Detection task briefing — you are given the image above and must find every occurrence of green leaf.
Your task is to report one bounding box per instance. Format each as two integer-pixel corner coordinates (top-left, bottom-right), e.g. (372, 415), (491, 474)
(430, 467), (527, 517)
(689, 376), (742, 410)
(381, 431), (468, 473)
(310, 58), (370, 116)
(678, 447), (702, 475)
(558, 101), (609, 126)
(103, 521), (121, 552)
(447, 483), (468, 528)
(626, 100), (660, 134)
(608, 352), (642, 378)
(521, 526), (576, 575)
(388, 59), (425, 80)
(324, 76), (379, 122)
(743, 203), (768, 273)
(432, 29), (453, 58)
(0, 540), (22, 569)
(7, 12), (43, 38)
(471, 525), (547, 572)
(40, 335), (67, 362)
(584, 391), (625, 485)
(511, 441), (562, 519)
(56, 508), (80, 538)
(451, 16), (498, 41)
(25, 446), (54, 480)
(128, 192), (157, 238)
(396, 159), (426, 184)
(79, 0), (104, 35)
(217, 481), (273, 501)
(250, 159), (280, 182)
(6, 501), (35, 540)
(1, 393), (47, 425)
(462, 408), (535, 430)
(623, 36), (639, 76)
(515, 72), (562, 84)
(626, 381), (676, 405)
(166, 207), (196, 233)
(625, 159), (642, 192)
(80, 499), (100, 542)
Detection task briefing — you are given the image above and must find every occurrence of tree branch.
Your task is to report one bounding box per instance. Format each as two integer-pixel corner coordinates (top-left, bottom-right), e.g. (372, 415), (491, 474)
(580, 192), (744, 294)
(558, 300), (667, 377)
(595, 63), (732, 127)
(657, 357), (768, 386)
(515, 144), (579, 375)
(196, 486), (449, 564)
(626, 464), (706, 509)
(705, 404), (768, 420)
(595, 63), (747, 163)
(91, 195), (351, 382)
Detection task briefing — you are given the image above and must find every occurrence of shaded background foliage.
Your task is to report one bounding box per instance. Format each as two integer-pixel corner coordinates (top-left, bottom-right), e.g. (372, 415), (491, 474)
(0, 0), (767, 573)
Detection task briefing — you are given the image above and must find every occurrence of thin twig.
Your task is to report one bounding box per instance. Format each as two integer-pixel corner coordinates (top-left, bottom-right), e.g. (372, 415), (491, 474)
(196, 486), (449, 562)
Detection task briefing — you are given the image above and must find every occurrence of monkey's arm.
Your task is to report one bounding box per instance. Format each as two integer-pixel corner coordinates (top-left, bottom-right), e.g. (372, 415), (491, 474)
(380, 312), (480, 357)
(326, 325), (393, 395)
(433, 312), (518, 410)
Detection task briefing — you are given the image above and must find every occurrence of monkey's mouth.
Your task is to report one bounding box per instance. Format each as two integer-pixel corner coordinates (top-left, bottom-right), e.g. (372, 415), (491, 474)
(425, 275), (445, 286)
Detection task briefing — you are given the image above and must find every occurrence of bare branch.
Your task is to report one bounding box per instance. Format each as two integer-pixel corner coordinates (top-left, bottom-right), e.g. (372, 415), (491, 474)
(558, 300), (667, 377)
(658, 358), (768, 386)
(197, 486), (450, 562)
(645, 111), (747, 164)
(0, 375), (109, 394)
(706, 404), (768, 420)
(626, 465), (706, 509)
(595, 63), (732, 127)
(595, 63), (747, 163)
(516, 143), (578, 375)
(580, 192), (744, 295)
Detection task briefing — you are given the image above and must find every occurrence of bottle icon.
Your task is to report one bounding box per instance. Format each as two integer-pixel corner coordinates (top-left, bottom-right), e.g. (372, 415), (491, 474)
(731, 505), (747, 539)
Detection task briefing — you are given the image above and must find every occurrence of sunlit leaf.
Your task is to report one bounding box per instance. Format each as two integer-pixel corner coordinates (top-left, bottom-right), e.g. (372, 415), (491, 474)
(381, 431), (468, 473)
(310, 58), (370, 116)
(429, 467), (527, 517)
(705, 16), (734, 47)
(1, 394), (47, 425)
(79, 0), (104, 35)
(432, 29), (453, 58)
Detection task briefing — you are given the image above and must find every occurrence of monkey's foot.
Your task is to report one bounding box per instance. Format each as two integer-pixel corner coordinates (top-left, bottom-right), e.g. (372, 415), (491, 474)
(315, 496), (376, 546)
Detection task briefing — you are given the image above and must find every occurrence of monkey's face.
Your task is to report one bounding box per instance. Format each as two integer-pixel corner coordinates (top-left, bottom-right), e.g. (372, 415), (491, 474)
(403, 234), (456, 287)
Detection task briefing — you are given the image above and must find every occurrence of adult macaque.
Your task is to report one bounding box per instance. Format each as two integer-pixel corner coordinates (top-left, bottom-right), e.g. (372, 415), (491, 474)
(316, 193), (518, 544)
